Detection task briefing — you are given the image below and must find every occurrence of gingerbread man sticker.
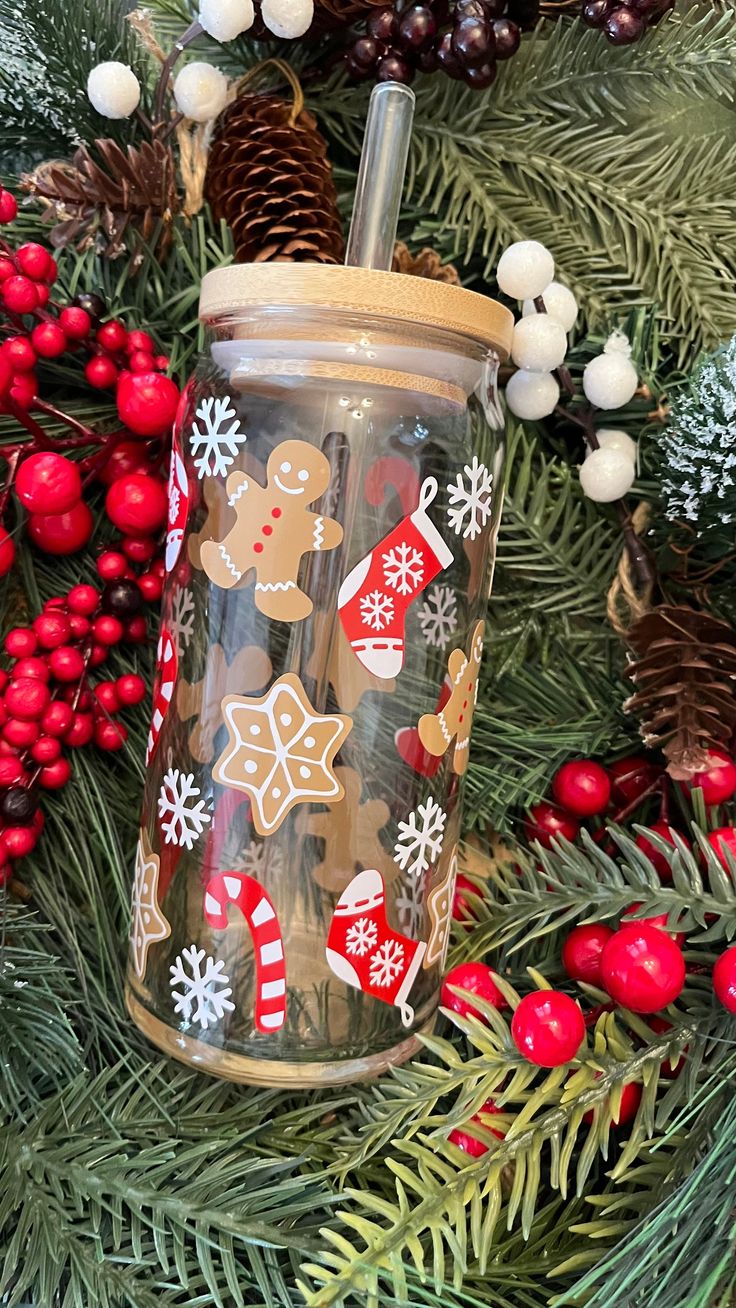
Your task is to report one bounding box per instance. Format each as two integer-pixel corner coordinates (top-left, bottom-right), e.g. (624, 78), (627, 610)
(199, 439), (343, 622)
(418, 620), (485, 775)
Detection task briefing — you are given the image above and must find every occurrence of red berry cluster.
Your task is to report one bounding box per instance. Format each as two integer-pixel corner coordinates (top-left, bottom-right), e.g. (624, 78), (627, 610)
(346, 0), (532, 88)
(582, 0), (673, 44)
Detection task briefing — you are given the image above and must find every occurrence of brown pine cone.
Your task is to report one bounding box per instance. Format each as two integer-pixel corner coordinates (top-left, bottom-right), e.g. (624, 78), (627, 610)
(624, 604), (736, 779)
(204, 93), (344, 265)
(392, 241), (460, 285)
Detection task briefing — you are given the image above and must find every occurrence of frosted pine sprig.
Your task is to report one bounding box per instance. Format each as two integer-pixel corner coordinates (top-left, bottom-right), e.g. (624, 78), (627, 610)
(660, 333), (736, 531)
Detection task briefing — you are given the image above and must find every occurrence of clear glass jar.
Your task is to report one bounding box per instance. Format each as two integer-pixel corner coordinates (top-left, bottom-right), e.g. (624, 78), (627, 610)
(126, 265), (512, 1087)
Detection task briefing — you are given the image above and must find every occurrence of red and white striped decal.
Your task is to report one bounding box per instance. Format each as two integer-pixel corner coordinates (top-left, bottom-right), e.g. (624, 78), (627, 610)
(146, 627), (177, 765)
(204, 871), (286, 1033)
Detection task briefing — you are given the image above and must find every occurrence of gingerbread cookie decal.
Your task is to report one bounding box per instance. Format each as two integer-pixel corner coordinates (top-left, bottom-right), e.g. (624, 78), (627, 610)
(295, 766), (394, 894)
(425, 845), (458, 968)
(418, 620), (485, 775)
(213, 674), (352, 837)
(199, 440), (343, 622)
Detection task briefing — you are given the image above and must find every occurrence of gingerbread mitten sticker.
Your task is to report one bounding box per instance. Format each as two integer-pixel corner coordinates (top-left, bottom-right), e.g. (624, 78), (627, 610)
(418, 620), (485, 775)
(199, 439), (343, 622)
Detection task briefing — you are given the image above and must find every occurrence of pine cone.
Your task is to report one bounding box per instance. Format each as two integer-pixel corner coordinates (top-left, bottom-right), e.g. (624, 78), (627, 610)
(22, 139), (179, 263)
(204, 93), (344, 265)
(392, 241), (460, 285)
(625, 604), (736, 779)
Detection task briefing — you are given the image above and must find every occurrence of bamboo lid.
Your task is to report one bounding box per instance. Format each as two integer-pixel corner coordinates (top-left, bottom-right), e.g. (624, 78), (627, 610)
(199, 264), (513, 359)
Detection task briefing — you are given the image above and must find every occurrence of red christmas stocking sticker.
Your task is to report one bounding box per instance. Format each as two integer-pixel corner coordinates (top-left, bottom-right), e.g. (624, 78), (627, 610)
(338, 477), (454, 679)
(146, 626), (178, 765)
(204, 871), (286, 1033)
(325, 868), (426, 1027)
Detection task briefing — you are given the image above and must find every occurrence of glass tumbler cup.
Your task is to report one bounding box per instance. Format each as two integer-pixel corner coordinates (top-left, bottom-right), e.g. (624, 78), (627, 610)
(126, 264), (512, 1087)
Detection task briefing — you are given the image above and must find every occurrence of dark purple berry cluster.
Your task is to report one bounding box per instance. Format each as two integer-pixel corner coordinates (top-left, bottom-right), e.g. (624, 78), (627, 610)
(346, 0), (536, 88)
(582, 0), (673, 44)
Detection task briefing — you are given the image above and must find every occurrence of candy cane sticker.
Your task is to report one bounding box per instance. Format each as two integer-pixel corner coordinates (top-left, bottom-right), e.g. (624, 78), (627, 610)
(204, 871), (286, 1033)
(146, 627), (178, 765)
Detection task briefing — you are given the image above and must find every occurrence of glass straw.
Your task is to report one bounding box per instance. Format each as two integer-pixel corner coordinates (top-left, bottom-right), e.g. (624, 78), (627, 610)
(344, 83), (416, 272)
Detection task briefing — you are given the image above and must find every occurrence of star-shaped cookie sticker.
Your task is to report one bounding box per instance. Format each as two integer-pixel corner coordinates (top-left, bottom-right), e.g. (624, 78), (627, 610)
(295, 765), (395, 894)
(213, 674), (352, 837)
(177, 642), (273, 763)
(129, 828), (171, 982)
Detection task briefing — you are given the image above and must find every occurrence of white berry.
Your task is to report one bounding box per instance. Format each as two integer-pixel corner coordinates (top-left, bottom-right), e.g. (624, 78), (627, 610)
(522, 281), (578, 333)
(497, 240), (555, 301)
(199, 0), (255, 40)
(506, 370), (560, 420)
(261, 0), (314, 37)
(86, 62), (141, 119)
(583, 352), (638, 409)
(511, 316), (567, 372)
(173, 61), (228, 122)
(579, 447), (636, 502)
(590, 428), (638, 463)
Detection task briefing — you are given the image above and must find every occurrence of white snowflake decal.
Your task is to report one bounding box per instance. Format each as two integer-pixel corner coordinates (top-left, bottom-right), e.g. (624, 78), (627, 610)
(169, 944), (235, 1029)
(231, 838), (285, 880)
(359, 588), (395, 631)
(170, 586), (195, 657)
(346, 917), (379, 956)
(369, 939), (405, 987)
(383, 542), (425, 595)
(417, 584), (458, 650)
(394, 795), (447, 877)
(447, 456), (493, 540)
(190, 396), (247, 479)
(158, 768), (212, 850)
(396, 870), (427, 938)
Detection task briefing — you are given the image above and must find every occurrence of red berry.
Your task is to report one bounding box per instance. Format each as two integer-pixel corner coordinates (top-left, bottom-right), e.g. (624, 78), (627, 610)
(0, 528), (14, 577)
(634, 820), (678, 882)
(64, 712), (94, 749)
(116, 672), (147, 705)
(94, 719), (128, 751)
(552, 759), (611, 817)
(121, 534), (157, 563)
(2, 275), (38, 314)
(6, 370), (38, 410)
(89, 644), (108, 668)
(511, 991), (585, 1067)
(32, 612), (71, 649)
(448, 1099), (506, 1157)
(687, 750), (736, 806)
(59, 306), (92, 340)
(67, 584), (100, 616)
(4, 677), (51, 720)
(97, 438), (151, 487)
(1, 825), (38, 859)
(623, 903), (686, 947)
(150, 558), (166, 579)
(524, 801), (580, 848)
(4, 627), (37, 657)
(96, 550), (128, 581)
(452, 872), (482, 922)
(105, 473), (168, 535)
(12, 657), (49, 682)
(47, 646), (86, 683)
(127, 329), (155, 354)
(92, 614), (124, 646)
(0, 257), (14, 281)
(3, 336), (37, 371)
(0, 349), (12, 400)
(45, 256), (58, 285)
(562, 923), (614, 986)
(41, 701), (74, 737)
(116, 371), (180, 437)
(96, 320), (128, 353)
(85, 355), (119, 389)
(68, 614), (90, 640)
(706, 827), (736, 871)
(0, 757), (26, 787)
(0, 190), (18, 224)
(94, 681), (120, 714)
(27, 501), (94, 554)
(128, 350), (156, 374)
(154, 355), (170, 371)
(713, 946), (736, 1013)
(35, 285), (50, 308)
(125, 616), (147, 643)
(583, 1078), (642, 1127)
(31, 735), (61, 764)
(63, 686), (91, 710)
(16, 452), (82, 515)
(39, 757), (72, 789)
(43, 596), (66, 612)
(600, 923), (686, 1013)
(137, 571), (163, 602)
(3, 718), (39, 747)
(16, 242), (52, 281)
(441, 961), (509, 1022)
(609, 755), (660, 806)
(30, 321), (67, 360)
